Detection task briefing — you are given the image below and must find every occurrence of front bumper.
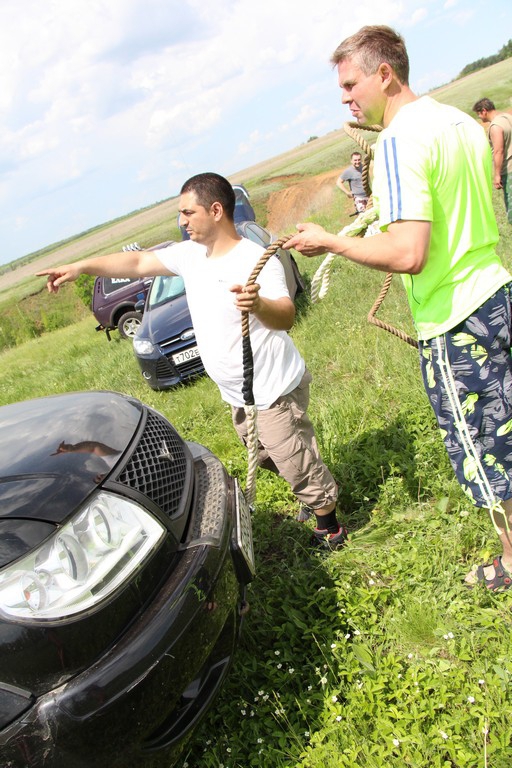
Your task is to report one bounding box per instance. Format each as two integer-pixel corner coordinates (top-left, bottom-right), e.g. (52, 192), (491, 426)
(0, 469), (253, 768)
(134, 350), (205, 391)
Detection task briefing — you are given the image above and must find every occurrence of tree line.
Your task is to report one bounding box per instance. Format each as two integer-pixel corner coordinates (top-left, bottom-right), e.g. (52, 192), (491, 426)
(458, 38), (512, 78)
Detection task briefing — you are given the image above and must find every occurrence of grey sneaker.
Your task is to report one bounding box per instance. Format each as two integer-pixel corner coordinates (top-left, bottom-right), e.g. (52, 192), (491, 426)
(296, 505), (313, 522)
(311, 524), (348, 550)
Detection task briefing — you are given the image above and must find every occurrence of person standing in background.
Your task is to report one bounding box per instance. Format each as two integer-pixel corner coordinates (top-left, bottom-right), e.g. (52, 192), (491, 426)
(473, 97), (512, 224)
(336, 151), (369, 212)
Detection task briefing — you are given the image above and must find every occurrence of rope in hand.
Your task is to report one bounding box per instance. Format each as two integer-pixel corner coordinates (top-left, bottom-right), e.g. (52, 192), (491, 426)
(310, 121), (418, 349)
(241, 235), (293, 507)
(242, 121), (421, 504)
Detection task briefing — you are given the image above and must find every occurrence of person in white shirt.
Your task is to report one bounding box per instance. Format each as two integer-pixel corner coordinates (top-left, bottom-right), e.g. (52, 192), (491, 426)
(38, 172), (346, 549)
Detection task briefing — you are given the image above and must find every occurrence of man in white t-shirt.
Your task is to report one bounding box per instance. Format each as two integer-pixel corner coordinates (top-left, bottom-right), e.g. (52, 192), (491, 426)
(38, 172), (346, 549)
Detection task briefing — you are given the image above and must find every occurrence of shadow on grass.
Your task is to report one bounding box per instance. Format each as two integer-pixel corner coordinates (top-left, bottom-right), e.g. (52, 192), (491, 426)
(330, 408), (450, 533)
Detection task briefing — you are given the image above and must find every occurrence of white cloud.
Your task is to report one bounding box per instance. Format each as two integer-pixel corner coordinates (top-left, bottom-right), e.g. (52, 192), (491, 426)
(0, 0), (510, 263)
(408, 8), (428, 25)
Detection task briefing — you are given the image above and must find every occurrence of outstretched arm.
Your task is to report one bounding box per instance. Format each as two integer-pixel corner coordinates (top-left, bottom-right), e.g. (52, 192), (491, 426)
(37, 250), (174, 293)
(282, 219), (431, 275)
(230, 283), (295, 330)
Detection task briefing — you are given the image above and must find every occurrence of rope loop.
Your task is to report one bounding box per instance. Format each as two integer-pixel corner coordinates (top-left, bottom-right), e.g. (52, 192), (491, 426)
(310, 121), (418, 349)
(241, 234), (293, 505)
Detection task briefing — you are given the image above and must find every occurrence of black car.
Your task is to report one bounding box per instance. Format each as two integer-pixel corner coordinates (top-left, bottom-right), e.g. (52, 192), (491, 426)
(133, 222), (304, 391)
(0, 391), (254, 768)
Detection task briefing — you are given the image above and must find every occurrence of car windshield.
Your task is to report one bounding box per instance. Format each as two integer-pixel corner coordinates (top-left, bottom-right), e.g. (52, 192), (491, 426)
(148, 275), (185, 308)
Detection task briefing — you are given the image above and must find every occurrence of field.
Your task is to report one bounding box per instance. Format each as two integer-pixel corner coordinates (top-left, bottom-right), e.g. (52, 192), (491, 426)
(1, 60), (512, 768)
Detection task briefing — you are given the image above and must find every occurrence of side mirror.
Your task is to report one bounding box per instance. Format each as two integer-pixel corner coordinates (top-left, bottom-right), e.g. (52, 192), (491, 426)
(135, 299), (145, 312)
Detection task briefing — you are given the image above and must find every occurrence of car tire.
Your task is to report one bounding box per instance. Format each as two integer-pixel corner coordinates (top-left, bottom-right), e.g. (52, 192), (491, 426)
(118, 311), (142, 339)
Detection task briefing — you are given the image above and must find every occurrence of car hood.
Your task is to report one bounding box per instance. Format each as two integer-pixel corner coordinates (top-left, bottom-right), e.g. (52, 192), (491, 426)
(138, 294), (194, 345)
(0, 391), (142, 524)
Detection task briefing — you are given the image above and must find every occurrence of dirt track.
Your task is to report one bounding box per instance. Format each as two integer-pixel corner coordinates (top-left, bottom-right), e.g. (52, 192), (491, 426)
(265, 170), (340, 235)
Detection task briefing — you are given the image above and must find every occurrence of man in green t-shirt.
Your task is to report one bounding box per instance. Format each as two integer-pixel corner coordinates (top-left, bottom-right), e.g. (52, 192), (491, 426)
(284, 25), (512, 592)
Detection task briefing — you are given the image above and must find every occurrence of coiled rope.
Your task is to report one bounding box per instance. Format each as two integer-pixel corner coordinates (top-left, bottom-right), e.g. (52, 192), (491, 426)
(310, 121), (418, 349)
(242, 124), (420, 503)
(241, 235), (293, 506)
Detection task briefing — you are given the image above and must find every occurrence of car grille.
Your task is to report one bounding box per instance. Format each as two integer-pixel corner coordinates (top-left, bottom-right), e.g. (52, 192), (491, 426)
(156, 354), (204, 379)
(116, 409), (189, 517)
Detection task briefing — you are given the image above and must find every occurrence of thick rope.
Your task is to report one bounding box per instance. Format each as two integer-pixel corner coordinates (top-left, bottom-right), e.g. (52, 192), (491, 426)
(343, 122), (381, 197)
(242, 235), (293, 507)
(310, 121), (418, 349)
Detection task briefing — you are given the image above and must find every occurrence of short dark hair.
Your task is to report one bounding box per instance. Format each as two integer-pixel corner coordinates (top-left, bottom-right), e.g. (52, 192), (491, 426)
(331, 25), (410, 86)
(180, 172), (235, 220)
(351, 151), (362, 158)
(472, 98), (496, 113)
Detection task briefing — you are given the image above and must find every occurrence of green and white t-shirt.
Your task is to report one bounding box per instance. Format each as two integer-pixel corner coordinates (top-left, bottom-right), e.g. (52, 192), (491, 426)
(373, 96), (510, 340)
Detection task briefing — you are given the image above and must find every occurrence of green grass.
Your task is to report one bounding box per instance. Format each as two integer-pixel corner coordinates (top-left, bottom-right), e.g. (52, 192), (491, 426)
(2, 196), (511, 768)
(2, 64), (512, 768)
(432, 58), (512, 113)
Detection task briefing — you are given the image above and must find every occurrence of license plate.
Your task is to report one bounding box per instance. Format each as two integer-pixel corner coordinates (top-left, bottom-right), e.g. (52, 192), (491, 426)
(172, 346), (200, 366)
(232, 480), (255, 582)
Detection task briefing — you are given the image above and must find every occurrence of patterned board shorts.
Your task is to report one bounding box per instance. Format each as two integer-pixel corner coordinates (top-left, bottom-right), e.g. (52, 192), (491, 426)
(419, 283), (512, 508)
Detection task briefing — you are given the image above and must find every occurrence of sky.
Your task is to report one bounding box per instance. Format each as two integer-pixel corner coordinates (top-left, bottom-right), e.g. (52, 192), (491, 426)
(1, 0), (511, 266)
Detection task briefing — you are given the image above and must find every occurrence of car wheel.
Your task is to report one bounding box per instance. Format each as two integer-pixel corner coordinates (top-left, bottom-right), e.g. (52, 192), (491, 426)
(118, 311), (142, 339)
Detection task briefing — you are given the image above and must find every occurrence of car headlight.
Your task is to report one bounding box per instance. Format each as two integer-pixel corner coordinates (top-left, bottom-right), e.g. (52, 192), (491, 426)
(133, 337), (155, 355)
(0, 491), (165, 620)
